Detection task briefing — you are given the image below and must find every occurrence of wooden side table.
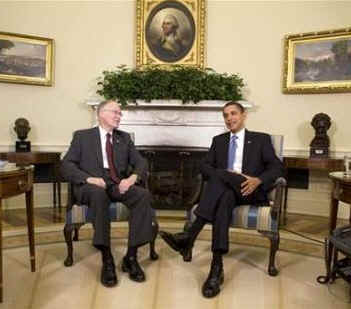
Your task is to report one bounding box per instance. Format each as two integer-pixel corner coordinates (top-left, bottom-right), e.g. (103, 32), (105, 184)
(282, 156), (344, 224)
(329, 172), (351, 233)
(283, 156), (344, 171)
(0, 165), (35, 302)
(0, 152), (62, 209)
(317, 172), (351, 286)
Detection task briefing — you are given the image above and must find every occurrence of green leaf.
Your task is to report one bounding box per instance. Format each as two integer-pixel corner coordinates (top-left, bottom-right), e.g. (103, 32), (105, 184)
(96, 65), (245, 105)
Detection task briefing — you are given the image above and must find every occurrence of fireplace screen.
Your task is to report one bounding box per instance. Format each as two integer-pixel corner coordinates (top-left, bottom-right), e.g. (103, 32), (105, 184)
(139, 146), (208, 210)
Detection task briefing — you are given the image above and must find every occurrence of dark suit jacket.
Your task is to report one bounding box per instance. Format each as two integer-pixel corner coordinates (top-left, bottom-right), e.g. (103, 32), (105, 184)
(61, 127), (147, 186)
(201, 129), (284, 193)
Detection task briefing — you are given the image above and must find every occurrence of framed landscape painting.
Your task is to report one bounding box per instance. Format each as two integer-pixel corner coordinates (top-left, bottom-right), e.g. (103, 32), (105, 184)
(136, 0), (206, 68)
(0, 31), (54, 86)
(282, 27), (351, 94)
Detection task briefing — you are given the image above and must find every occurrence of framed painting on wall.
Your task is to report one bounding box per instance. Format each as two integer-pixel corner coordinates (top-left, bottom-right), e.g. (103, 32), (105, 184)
(136, 0), (206, 68)
(0, 31), (54, 86)
(282, 27), (351, 94)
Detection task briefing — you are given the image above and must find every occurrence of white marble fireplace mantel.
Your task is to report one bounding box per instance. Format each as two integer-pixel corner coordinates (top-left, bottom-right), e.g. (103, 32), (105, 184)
(86, 99), (253, 148)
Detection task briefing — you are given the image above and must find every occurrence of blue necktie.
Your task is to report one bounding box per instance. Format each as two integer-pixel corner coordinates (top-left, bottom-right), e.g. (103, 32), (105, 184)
(227, 135), (237, 170)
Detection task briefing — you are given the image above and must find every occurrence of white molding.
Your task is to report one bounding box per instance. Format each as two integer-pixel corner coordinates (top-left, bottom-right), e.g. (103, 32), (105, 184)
(0, 143), (351, 155)
(86, 99), (253, 132)
(86, 99), (254, 109)
(120, 121), (225, 127)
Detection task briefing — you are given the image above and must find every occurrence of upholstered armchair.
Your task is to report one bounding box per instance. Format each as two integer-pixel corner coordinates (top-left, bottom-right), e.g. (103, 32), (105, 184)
(63, 184), (159, 267)
(186, 135), (286, 276)
(62, 132), (159, 267)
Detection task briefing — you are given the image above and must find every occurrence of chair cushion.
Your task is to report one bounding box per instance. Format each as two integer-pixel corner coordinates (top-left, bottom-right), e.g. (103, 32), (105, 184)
(66, 203), (131, 224)
(188, 203), (278, 233)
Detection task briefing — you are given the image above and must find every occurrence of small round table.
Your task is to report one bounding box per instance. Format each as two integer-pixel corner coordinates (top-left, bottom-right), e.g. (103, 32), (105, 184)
(322, 172), (351, 283)
(329, 172), (351, 232)
(0, 165), (35, 302)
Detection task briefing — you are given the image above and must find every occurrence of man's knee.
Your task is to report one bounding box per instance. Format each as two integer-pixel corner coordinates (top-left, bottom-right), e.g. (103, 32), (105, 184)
(133, 186), (152, 202)
(84, 184), (110, 204)
(132, 187), (153, 212)
(218, 189), (236, 209)
(221, 189), (235, 200)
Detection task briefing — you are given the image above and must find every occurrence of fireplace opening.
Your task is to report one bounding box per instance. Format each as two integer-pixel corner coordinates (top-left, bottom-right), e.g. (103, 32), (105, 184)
(138, 146), (208, 210)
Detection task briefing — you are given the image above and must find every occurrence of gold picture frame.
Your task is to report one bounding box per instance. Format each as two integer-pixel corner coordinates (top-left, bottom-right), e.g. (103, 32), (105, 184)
(0, 31), (54, 86)
(282, 27), (351, 94)
(136, 0), (206, 68)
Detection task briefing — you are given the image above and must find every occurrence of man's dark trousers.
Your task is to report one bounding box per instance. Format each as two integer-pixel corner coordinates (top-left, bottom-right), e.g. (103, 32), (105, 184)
(78, 181), (153, 249)
(194, 172), (267, 253)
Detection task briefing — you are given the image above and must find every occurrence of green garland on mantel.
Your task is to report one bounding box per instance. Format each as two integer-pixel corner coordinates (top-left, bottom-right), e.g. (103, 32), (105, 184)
(97, 65), (245, 107)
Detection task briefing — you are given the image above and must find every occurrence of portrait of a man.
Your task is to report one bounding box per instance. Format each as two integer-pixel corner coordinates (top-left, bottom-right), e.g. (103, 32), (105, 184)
(145, 1), (195, 63)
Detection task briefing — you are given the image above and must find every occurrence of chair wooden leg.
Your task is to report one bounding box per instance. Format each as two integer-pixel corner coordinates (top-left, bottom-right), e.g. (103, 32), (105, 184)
(330, 249), (339, 283)
(73, 228), (79, 241)
(149, 219), (159, 260)
(268, 232), (280, 276)
(183, 220), (192, 232)
(64, 224), (74, 267)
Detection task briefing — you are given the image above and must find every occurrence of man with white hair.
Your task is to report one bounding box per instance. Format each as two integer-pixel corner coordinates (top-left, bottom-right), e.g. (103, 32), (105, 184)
(61, 100), (153, 288)
(157, 14), (184, 61)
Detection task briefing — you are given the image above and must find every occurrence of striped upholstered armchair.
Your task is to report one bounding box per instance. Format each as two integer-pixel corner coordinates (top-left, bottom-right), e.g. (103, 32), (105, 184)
(63, 183), (159, 267)
(186, 135), (286, 276)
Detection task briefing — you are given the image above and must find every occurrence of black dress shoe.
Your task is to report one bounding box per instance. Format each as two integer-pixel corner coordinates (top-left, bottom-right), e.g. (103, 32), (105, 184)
(101, 258), (118, 287)
(159, 231), (193, 262)
(122, 256), (145, 282)
(202, 261), (224, 298)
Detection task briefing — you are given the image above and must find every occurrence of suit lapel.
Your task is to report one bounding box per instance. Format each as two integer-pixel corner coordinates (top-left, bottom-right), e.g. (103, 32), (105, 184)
(93, 127), (104, 169)
(242, 129), (252, 174)
(223, 132), (231, 168)
(112, 129), (120, 172)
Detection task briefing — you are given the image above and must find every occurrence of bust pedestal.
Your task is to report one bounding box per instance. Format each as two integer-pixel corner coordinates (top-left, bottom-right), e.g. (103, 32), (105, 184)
(310, 146), (328, 158)
(16, 141), (31, 152)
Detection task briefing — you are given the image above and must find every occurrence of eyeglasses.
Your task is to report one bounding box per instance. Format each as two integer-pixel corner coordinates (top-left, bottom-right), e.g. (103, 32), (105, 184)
(102, 109), (123, 117)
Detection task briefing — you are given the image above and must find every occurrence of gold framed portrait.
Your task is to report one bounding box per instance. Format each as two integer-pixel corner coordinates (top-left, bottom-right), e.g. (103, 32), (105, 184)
(282, 27), (351, 94)
(136, 0), (206, 68)
(0, 31), (54, 86)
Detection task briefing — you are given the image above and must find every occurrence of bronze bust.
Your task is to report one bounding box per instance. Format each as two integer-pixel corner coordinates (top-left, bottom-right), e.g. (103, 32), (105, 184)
(14, 118), (31, 141)
(14, 118), (31, 152)
(310, 113), (331, 158)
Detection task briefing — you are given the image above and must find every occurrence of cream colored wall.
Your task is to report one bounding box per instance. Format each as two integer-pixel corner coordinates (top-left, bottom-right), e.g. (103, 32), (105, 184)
(0, 1), (350, 216)
(207, 1), (351, 153)
(0, 1), (136, 150)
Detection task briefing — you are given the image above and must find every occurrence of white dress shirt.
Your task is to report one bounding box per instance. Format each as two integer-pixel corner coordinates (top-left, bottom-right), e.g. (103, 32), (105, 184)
(230, 128), (245, 173)
(98, 126), (113, 169)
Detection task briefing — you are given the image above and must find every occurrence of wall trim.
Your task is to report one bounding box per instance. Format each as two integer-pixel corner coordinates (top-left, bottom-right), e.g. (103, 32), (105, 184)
(0, 144), (68, 153)
(86, 99), (254, 109)
(0, 144), (349, 157)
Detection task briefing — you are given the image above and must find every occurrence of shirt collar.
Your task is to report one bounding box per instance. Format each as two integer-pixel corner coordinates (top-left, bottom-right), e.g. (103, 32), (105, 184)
(230, 128), (245, 140)
(98, 126), (112, 137)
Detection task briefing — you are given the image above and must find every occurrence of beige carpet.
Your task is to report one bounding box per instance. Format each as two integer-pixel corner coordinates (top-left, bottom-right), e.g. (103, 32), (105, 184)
(2, 239), (350, 309)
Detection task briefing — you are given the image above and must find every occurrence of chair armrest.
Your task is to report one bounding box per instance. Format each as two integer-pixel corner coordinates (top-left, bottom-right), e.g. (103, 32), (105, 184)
(269, 177), (287, 216)
(273, 177), (287, 187)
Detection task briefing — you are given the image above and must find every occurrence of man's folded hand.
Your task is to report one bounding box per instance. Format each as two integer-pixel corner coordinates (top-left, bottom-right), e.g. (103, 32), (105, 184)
(240, 175), (262, 196)
(87, 177), (106, 189)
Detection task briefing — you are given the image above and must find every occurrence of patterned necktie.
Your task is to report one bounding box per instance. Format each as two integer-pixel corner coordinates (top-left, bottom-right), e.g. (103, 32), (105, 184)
(106, 133), (120, 184)
(227, 135), (237, 170)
